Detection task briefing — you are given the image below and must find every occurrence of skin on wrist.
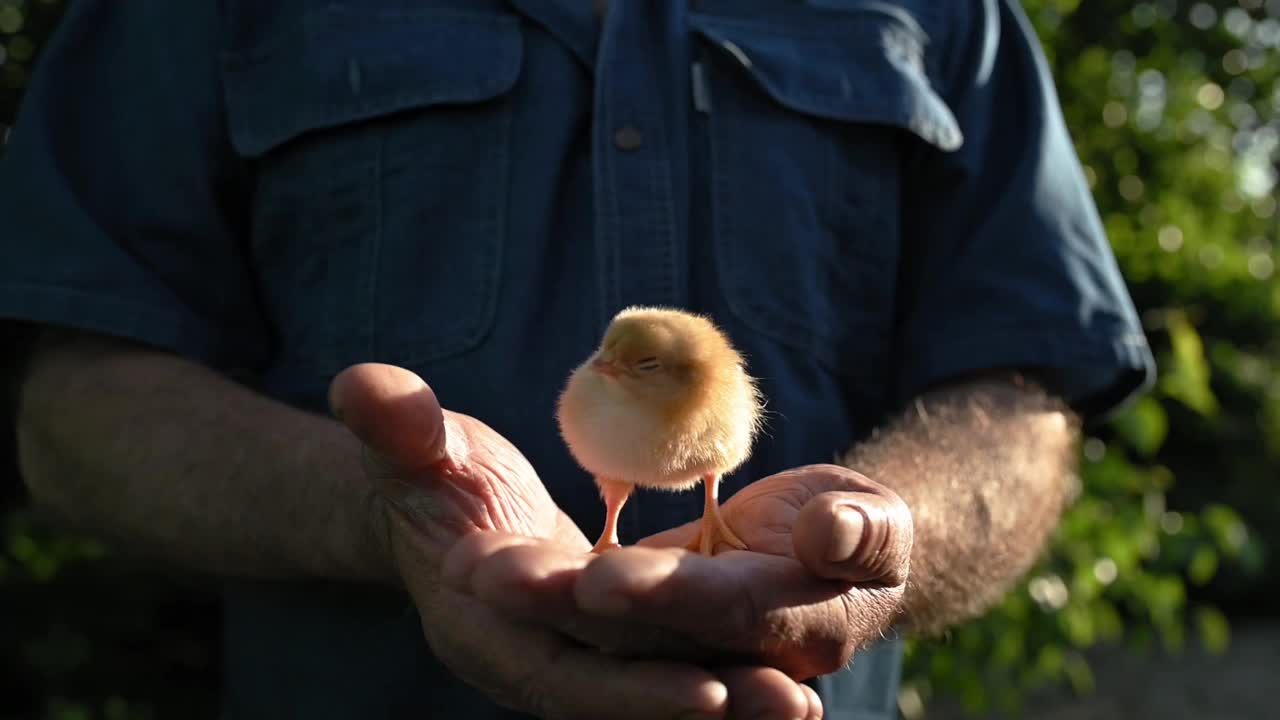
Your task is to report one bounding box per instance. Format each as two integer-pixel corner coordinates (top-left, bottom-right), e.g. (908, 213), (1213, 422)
(14, 328), (401, 586)
(840, 373), (1078, 634)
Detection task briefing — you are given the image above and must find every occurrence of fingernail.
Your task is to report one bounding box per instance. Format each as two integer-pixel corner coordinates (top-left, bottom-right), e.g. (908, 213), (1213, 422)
(827, 505), (865, 563)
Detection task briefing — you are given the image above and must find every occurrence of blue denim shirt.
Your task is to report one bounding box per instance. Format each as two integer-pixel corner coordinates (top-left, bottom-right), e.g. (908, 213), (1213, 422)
(0, 1), (1154, 717)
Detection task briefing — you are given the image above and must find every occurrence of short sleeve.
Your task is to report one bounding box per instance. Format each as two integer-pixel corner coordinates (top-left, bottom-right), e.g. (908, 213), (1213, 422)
(893, 0), (1155, 420)
(0, 1), (269, 372)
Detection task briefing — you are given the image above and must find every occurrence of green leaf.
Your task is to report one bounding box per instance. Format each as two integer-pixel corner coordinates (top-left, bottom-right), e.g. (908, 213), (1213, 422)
(1202, 504), (1249, 556)
(1036, 644), (1065, 676)
(1063, 651), (1096, 696)
(1158, 311), (1219, 416)
(48, 699), (91, 720)
(0, 5), (23, 34)
(1187, 545), (1218, 585)
(1061, 604), (1096, 647)
(1194, 605), (1231, 656)
(6, 33), (32, 61)
(1092, 601), (1125, 643)
(1111, 395), (1169, 456)
(8, 531), (36, 561)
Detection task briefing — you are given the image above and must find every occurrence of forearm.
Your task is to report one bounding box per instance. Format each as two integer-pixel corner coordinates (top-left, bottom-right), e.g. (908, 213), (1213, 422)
(842, 375), (1078, 635)
(14, 330), (394, 584)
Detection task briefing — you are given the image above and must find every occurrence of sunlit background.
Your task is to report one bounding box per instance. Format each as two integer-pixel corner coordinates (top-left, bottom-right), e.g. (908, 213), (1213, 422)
(2, 1), (1278, 718)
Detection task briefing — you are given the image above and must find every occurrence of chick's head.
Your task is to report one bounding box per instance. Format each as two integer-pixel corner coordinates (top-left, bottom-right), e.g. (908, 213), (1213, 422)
(589, 307), (743, 414)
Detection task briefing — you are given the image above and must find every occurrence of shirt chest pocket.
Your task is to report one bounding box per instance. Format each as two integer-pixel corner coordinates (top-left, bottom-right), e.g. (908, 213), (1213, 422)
(689, 3), (962, 382)
(220, 7), (521, 378)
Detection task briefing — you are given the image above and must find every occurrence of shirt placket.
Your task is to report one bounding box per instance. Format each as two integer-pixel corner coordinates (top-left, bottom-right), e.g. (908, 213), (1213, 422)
(591, 2), (681, 327)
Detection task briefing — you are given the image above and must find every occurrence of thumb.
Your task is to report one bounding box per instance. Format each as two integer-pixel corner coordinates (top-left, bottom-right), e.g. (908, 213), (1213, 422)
(328, 363), (449, 474)
(789, 468), (913, 586)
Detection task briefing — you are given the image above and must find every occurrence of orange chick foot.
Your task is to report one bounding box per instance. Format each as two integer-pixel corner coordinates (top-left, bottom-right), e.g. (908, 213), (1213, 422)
(685, 508), (748, 556)
(591, 539), (622, 554)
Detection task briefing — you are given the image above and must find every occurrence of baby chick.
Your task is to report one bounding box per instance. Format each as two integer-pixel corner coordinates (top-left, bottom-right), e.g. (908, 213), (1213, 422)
(557, 306), (764, 555)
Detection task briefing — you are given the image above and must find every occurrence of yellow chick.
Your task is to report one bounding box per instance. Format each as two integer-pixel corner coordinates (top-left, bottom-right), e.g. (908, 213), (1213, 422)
(557, 306), (765, 555)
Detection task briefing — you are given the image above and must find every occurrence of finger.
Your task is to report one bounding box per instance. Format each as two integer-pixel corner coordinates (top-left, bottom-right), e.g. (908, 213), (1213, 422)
(718, 666), (810, 720)
(466, 538), (590, 613)
(574, 546), (810, 628)
(792, 491), (912, 586)
(573, 546), (858, 677)
(454, 534), (710, 659)
(799, 682), (824, 720)
(440, 530), (549, 591)
(430, 588), (729, 720)
(328, 363), (448, 472)
(530, 653), (729, 720)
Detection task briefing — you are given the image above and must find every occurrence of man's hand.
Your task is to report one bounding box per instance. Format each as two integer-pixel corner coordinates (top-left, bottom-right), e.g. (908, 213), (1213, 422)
(437, 373), (1076, 704)
(328, 362), (578, 551)
(329, 363), (825, 720)
(444, 465), (913, 681)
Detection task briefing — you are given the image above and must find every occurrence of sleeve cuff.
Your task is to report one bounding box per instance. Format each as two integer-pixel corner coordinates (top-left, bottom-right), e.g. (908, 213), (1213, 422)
(0, 283), (266, 371)
(896, 324), (1156, 423)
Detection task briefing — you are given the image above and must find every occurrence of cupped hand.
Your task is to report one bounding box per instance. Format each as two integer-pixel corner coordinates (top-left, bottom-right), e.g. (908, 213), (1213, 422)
(328, 362), (576, 550)
(329, 364), (821, 719)
(445, 464), (913, 681)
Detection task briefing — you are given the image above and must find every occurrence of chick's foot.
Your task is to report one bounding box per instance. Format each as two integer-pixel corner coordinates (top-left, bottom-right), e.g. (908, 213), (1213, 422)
(685, 474), (748, 555)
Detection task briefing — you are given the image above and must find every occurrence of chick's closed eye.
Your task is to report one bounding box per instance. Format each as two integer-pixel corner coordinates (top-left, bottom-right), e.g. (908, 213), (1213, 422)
(633, 356), (662, 372)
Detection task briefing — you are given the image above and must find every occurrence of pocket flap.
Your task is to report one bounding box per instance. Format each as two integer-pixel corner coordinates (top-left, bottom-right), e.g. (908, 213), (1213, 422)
(689, 9), (963, 151)
(221, 8), (523, 156)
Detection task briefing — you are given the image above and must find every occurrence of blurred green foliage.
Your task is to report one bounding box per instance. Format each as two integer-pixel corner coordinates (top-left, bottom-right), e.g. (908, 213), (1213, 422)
(901, 0), (1280, 716)
(2, 0), (1278, 718)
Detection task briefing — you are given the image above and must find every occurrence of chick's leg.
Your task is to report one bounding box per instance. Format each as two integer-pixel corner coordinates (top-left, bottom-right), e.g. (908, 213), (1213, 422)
(686, 473), (747, 555)
(592, 478), (632, 553)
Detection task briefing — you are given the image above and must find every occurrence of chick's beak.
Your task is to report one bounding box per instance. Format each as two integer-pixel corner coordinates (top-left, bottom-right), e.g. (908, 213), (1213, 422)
(591, 357), (623, 378)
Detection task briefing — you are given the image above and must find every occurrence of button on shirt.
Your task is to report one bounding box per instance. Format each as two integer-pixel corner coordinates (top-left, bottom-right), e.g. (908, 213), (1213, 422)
(0, 1), (1154, 717)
